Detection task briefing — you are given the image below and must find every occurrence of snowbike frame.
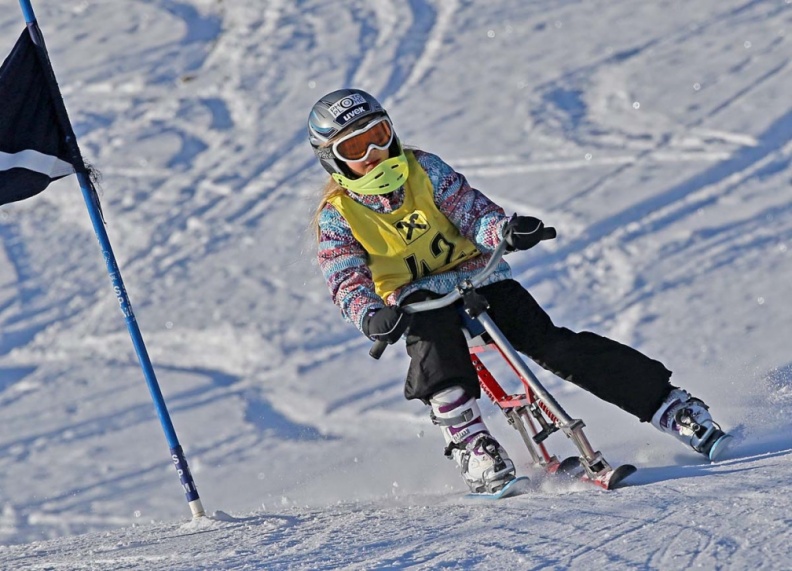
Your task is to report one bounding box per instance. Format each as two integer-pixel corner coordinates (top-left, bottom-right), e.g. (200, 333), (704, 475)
(370, 230), (634, 489)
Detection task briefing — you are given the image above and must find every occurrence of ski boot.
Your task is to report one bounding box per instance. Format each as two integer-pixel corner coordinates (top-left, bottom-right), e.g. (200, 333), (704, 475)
(651, 389), (732, 460)
(430, 386), (516, 493)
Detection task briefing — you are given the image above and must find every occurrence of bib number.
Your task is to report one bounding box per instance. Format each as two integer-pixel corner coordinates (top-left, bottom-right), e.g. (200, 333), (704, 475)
(404, 232), (457, 281)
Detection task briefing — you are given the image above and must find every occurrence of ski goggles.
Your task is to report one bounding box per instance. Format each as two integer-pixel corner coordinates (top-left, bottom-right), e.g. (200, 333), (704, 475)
(331, 116), (395, 163)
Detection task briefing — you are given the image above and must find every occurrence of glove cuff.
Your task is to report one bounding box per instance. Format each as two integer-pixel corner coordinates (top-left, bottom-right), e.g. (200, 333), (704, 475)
(362, 309), (378, 339)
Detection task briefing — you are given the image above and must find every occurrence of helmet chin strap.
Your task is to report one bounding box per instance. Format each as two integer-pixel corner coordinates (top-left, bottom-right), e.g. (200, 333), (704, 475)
(332, 152), (410, 196)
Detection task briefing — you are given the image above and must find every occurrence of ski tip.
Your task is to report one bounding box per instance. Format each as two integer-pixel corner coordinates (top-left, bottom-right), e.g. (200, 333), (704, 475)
(552, 458), (637, 490)
(707, 433), (734, 462)
(597, 464), (637, 490)
(464, 476), (531, 500)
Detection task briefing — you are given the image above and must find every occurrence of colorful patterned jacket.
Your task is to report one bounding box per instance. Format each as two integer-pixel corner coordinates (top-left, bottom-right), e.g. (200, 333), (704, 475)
(317, 149), (512, 332)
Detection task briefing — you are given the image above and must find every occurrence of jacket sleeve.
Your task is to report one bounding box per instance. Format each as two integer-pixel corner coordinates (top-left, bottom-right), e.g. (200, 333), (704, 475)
(414, 150), (508, 252)
(317, 202), (384, 332)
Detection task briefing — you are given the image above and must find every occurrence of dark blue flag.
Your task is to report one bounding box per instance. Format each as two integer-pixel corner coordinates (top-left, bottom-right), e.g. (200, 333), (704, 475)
(0, 28), (77, 206)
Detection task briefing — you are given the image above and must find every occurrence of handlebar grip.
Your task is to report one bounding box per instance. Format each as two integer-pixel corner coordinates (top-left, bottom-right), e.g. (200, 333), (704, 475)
(369, 339), (388, 360)
(542, 227), (557, 240)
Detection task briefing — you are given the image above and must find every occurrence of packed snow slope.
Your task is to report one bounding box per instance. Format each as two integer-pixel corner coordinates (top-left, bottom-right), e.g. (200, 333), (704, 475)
(1, 0), (791, 569)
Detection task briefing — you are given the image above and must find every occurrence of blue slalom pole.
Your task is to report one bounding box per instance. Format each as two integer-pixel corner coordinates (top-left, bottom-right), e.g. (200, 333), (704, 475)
(18, 0), (205, 519)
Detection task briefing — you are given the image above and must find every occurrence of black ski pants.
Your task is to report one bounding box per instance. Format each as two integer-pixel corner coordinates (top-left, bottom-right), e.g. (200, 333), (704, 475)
(402, 279), (673, 423)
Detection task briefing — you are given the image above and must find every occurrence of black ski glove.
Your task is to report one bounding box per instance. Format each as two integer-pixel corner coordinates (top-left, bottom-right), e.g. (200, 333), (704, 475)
(363, 306), (411, 344)
(502, 215), (545, 251)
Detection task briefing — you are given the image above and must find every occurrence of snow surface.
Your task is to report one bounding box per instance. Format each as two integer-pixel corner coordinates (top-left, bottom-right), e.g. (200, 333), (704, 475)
(1, 0), (791, 568)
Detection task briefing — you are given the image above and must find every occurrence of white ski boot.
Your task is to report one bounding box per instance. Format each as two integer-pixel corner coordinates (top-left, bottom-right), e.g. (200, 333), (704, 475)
(429, 386), (516, 493)
(651, 389), (731, 460)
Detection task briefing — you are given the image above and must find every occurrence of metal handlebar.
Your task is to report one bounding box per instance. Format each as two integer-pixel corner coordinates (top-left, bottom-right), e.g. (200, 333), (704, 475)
(368, 227), (556, 359)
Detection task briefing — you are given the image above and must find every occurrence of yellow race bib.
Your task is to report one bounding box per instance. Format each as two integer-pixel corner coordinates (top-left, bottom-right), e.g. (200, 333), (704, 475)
(329, 151), (480, 301)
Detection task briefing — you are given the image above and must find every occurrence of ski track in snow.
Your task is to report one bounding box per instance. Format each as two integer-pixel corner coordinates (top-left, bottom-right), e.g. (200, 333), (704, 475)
(2, 448), (791, 570)
(0, 0), (791, 568)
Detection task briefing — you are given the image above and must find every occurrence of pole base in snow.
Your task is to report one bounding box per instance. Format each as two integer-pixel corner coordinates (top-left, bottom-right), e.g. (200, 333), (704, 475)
(189, 499), (206, 518)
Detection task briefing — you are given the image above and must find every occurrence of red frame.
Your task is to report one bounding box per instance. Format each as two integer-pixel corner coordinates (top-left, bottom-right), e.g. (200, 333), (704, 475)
(469, 343), (559, 467)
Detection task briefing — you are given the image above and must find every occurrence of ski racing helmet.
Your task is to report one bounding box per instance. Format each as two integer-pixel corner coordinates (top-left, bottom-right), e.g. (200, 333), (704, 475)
(307, 88), (408, 195)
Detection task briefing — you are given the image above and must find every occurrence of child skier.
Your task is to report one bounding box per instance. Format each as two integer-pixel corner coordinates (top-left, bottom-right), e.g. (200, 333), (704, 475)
(309, 88), (727, 494)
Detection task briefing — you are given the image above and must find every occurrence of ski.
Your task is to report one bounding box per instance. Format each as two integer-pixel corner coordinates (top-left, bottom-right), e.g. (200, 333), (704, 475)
(552, 456), (637, 490)
(464, 476), (531, 500)
(705, 430), (734, 462)
(584, 464), (638, 489)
